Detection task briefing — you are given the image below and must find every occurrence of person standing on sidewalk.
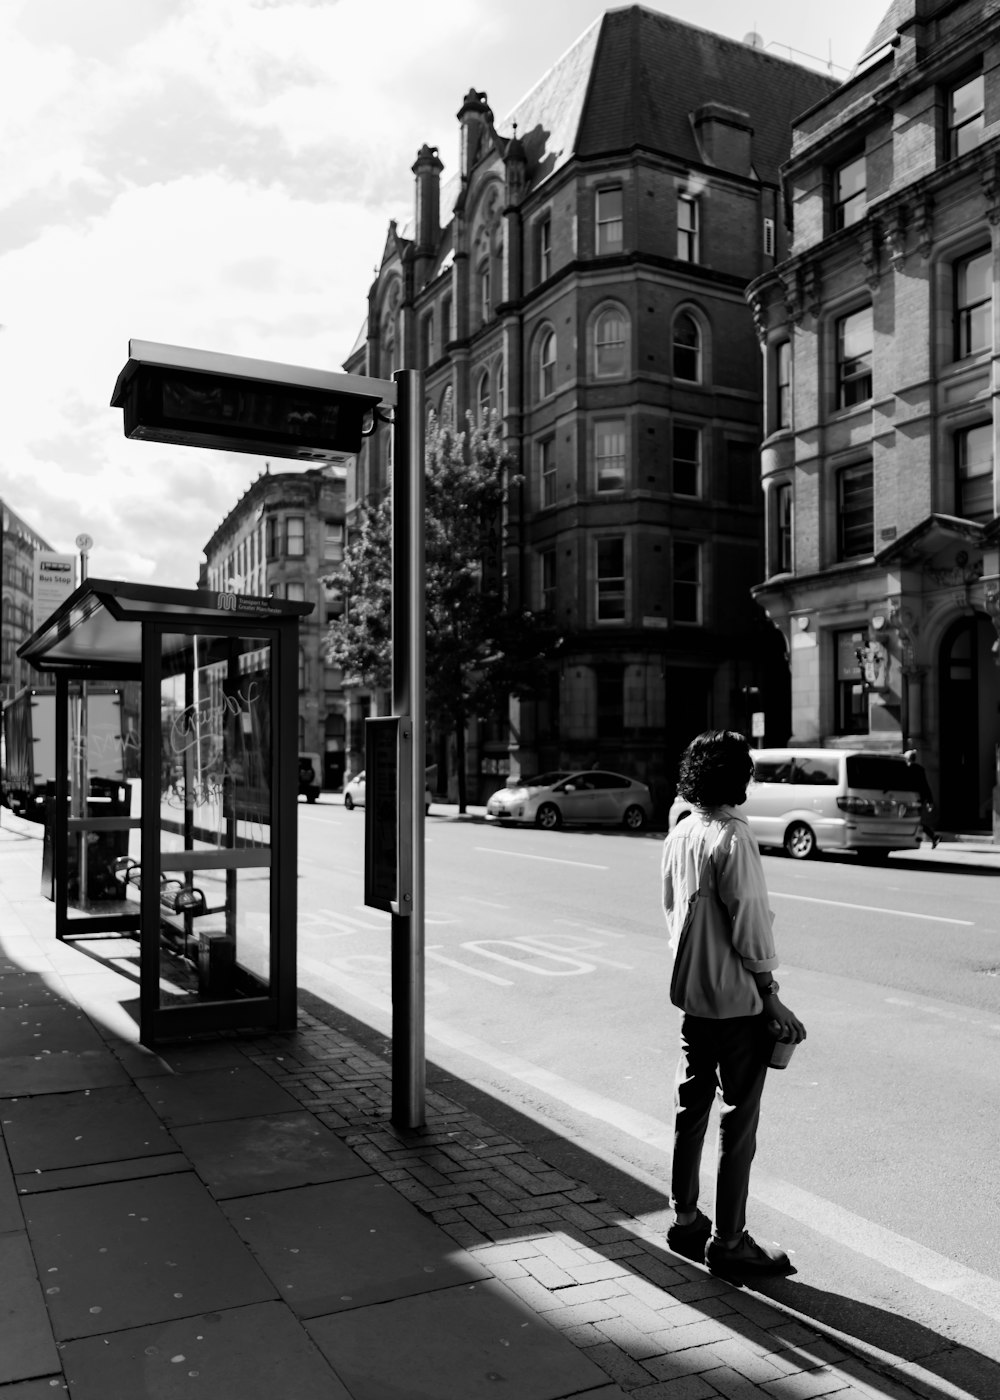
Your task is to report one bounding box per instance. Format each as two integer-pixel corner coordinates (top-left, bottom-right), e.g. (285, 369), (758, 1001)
(661, 729), (807, 1279)
(903, 749), (938, 847)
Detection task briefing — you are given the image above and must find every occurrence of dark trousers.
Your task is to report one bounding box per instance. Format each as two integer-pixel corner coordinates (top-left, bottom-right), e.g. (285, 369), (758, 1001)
(671, 1013), (771, 1240)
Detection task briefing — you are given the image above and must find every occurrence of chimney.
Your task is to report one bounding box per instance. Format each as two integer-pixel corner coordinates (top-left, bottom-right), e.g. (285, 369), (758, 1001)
(412, 144), (444, 257)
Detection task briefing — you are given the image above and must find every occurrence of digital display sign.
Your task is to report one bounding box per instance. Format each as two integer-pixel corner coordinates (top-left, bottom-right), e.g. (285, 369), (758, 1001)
(114, 364), (380, 460)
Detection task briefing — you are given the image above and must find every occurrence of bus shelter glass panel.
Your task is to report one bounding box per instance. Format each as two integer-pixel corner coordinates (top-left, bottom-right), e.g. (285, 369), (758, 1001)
(50, 682), (141, 919)
(149, 632), (272, 1011)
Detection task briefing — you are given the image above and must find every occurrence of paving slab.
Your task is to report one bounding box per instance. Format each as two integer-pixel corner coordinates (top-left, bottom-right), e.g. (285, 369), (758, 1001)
(171, 1110), (373, 1198)
(223, 1174), (491, 1318)
(0, 1379), (69, 1397)
(22, 1173), (277, 1340)
(0, 1127), (21, 1232)
(0, 1231), (61, 1383)
(0, 1000), (129, 1097)
(0, 975), (69, 1008)
(1, 1083), (175, 1174)
(60, 1300), (352, 1400)
(305, 1277), (610, 1400)
(136, 1062), (301, 1126)
(15, 1151), (190, 1195)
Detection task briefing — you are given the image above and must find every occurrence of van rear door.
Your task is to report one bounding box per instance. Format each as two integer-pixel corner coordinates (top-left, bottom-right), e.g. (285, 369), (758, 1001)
(842, 754), (922, 846)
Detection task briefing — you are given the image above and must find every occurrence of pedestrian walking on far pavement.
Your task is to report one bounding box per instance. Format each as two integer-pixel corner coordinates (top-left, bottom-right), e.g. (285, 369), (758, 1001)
(904, 749), (938, 847)
(661, 729), (806, 1280)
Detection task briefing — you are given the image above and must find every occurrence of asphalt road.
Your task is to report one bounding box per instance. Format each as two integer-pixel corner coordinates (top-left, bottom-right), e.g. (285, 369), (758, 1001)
(295, 799), (1000, 1383)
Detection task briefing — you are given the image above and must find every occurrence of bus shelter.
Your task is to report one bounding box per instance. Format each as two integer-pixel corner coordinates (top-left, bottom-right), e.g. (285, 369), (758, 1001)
(18, 578), (310, 1045)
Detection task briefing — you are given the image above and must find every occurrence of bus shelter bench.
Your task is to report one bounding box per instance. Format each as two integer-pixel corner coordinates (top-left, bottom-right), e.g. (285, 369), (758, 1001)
(111, 858), (206, 917)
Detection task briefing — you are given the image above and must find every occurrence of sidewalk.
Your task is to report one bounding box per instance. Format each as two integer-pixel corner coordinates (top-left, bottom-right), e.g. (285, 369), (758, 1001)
(0, 816), (989, 1400)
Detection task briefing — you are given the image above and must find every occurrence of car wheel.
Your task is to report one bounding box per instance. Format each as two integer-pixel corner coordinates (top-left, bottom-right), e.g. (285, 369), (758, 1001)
(623, 804), (647, 831)
(344, 794), (354, 811)
(784, 821), (816, 859)
(535, 802), (562, 830)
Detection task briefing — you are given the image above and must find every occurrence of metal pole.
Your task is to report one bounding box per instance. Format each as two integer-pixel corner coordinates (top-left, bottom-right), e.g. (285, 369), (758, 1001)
(77, 546), (89, 906)
(390, 368), (425, 1128)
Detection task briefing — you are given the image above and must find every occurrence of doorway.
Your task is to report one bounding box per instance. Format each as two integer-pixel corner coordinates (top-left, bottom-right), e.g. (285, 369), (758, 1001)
(938, 612), (997, 830)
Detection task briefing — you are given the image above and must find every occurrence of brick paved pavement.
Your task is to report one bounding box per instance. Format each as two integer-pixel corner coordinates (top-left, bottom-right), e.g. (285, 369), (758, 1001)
(244, 1006), (984, 1400)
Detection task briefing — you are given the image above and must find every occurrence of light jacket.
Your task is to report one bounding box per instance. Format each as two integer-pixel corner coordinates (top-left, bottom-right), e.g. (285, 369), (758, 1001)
(661, 807), (778, 1018)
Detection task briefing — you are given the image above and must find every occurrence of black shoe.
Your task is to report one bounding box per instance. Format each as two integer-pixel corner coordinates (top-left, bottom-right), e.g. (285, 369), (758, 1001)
(666, 1209), (712, 1261)
(705, 1231), (793, 1278)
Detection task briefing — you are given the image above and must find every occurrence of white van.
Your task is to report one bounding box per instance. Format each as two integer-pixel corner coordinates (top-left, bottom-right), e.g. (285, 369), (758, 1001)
(668, 748), (923, 860)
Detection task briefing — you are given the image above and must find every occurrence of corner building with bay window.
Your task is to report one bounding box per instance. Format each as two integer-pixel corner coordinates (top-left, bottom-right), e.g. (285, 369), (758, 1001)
(748, 0), (1000, 835)
(343, 6), (837, 803)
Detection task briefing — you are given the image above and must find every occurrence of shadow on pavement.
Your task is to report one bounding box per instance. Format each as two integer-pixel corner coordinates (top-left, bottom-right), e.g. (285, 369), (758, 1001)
(299, 984), (1000, 1400)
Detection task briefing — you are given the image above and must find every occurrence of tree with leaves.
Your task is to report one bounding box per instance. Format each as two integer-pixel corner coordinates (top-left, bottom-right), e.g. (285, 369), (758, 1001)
(325, 412), (548, 811)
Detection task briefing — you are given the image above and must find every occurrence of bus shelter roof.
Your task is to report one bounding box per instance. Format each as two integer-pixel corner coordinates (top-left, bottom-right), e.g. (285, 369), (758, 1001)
(17, 577), (312, 674)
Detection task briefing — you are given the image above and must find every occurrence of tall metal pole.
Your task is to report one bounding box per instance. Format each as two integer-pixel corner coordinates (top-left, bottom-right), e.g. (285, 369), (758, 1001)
(77, 540), (90, 905)
(390, 368), (426, 1128)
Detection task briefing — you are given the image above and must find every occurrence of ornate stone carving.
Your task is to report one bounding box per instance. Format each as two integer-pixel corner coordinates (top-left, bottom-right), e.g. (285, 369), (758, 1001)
(859, 224), (880, 289)
(922, 549), (983, 588)
(747, 288), (768, 345)
(882, 204), (908, 271)
(885, 596), (918, 670)
(914, 195), (934, 259)
(802, 263), (822, 319)
(981, 152), (1000, 226)
(779, 268), (802, 324)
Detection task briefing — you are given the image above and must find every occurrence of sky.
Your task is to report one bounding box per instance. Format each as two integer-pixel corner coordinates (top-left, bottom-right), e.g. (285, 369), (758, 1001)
(1, 0), (886, 589)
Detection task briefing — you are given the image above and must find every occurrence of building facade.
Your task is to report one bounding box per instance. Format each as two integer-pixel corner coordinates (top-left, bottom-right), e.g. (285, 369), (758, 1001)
(201, 465), (348, 790)
(747, 0), (1000, 833)
(343, 6), (838, 804)
(1, 501), (55, 702)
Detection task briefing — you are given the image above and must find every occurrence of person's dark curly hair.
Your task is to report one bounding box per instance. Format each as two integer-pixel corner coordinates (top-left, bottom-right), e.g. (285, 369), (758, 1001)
(676, 730), (754, 809)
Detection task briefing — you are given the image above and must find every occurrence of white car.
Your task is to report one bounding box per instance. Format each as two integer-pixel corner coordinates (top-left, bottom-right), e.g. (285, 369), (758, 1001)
(667, 748), (922, 860)
(343, 770), (432, 815)
(485, 770), (654, 830)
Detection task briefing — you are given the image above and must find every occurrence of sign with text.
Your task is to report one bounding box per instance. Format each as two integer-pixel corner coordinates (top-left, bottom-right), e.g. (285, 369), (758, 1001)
(364, 715), (413, 915)
(33, 552), (76, 630)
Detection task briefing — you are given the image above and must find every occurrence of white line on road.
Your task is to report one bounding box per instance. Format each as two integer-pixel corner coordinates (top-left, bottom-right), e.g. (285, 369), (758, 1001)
(771, 891), (974, 926)
(553, 919), (627, 939)
(473, 846), (608, 871)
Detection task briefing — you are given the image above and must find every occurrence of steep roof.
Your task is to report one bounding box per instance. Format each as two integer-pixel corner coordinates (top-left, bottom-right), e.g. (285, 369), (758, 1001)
(854, 0), (909, 68)
(572, 6), (841, 186)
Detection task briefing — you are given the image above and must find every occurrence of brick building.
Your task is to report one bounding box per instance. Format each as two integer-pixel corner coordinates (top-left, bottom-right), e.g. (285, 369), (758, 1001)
(1, 501), (54, 702)
(202, 465), (348, 790)
(343, 6), (837, 805)
(747, 0), (1000, 833)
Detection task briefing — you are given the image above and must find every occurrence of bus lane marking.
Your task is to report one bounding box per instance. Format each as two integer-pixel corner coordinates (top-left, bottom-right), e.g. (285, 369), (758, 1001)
(426, 947), (514, 985)
(770, 891), (973, 926)
(474, 846), (608, 871)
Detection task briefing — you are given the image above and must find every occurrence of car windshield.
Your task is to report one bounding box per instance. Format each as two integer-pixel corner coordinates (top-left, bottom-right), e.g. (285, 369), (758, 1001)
(517, 771), (571, 788)
(846, 755), (921, 793)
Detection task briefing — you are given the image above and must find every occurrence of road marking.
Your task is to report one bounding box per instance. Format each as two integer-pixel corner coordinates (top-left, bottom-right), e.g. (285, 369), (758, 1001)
(751, 1173), (1000, 1323)
(474, 846), (608, 871)
(771, 891), (973, 926)
(554, 919), (626, 940)
(427, 947), (513, 985)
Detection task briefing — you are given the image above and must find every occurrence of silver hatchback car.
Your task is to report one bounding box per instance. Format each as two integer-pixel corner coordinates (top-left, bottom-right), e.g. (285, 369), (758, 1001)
(485, 770), (654, 830)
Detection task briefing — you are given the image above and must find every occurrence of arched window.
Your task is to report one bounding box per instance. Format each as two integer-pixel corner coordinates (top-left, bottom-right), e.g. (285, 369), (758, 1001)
(477, 370), (491, 425)
(672, 312), (701, 382)
(595, 309), (626, 377)
(539, 329), (556, 399)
